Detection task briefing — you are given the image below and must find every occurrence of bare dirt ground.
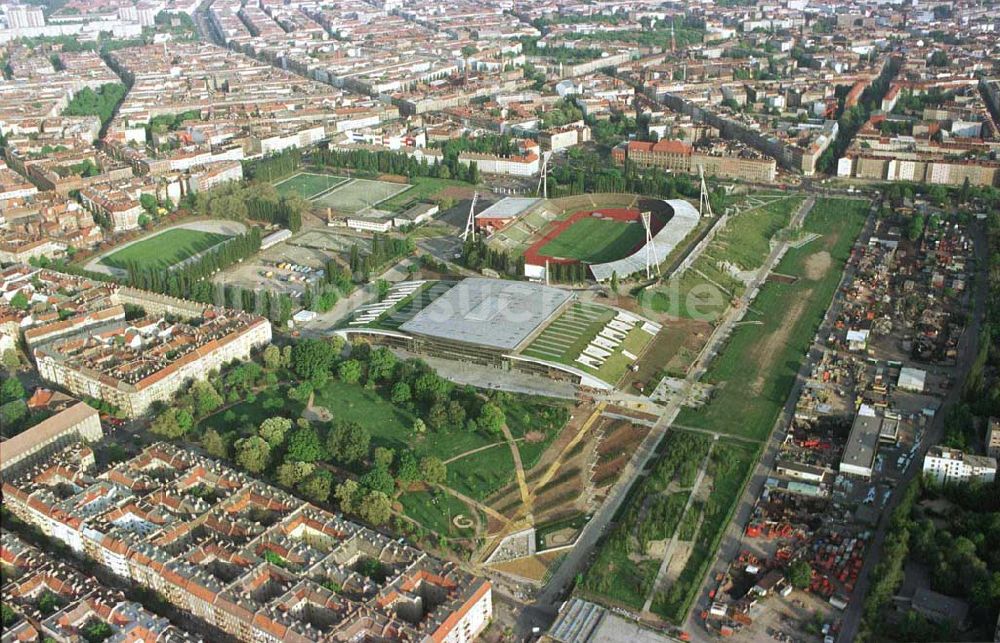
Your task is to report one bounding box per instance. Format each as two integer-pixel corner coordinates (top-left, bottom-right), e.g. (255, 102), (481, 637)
(748, 297), (809, 395)
(804, 250), (832, 280)
(437, 185), (477, 201)
(592, 419), (651, 487)
(622, 317), (712, 390)
(489, 550), (565, 583)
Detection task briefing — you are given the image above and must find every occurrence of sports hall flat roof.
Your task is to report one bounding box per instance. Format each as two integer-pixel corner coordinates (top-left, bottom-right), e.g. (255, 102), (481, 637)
(475, 197), (541, 220)
(400, 277), (572, 351)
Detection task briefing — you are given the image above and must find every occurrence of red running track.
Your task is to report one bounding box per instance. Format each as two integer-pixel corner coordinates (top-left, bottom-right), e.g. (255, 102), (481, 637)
(523, 208), (665, 268)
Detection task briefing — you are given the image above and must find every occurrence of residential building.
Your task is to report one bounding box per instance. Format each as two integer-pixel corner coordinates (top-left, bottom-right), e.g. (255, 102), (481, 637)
(2, 443), (493, 643)
(988, 418), (1000, 460)
(0, 401), (103, 475)
(922, 445), (997, 485)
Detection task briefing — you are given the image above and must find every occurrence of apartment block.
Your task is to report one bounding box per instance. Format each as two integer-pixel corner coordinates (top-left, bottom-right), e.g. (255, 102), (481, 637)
(2, 443), (493, 642)
(922, 445), (997, 485)
(0, 401), (103, 476)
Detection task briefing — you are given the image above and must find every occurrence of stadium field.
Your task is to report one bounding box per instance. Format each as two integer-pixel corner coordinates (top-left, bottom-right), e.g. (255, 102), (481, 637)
(274, 172), (347, 199)
(100, 228), (231, 271)
(538, 217), (645, 263)
(312, 178), (412, 213)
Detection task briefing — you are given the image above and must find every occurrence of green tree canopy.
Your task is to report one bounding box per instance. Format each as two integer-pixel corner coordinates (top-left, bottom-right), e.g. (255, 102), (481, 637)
(235, 436), (271, 473)
(258, 416), (292, 446)
(297, 469), (333, 503)
(325, 420), (370, 464)
(286, 425), (325, 462)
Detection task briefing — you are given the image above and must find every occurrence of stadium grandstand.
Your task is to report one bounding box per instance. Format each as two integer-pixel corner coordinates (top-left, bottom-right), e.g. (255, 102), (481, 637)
(589, 199), (700, 281)
(485, 195), (702, 283)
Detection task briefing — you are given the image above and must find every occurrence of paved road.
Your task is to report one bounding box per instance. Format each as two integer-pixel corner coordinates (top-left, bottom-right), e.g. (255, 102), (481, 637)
(835, 217), (989, 642)
(515, 196), (819, 638)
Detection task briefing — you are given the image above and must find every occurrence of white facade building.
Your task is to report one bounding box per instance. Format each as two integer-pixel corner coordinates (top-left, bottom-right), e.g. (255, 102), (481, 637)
(923, 446), (997, 485)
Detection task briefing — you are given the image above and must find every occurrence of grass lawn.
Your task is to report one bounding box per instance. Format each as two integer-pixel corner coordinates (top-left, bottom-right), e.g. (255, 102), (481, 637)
(501, 395), (572, 471)
(274, 172), (347, 199)
(712, 195), (803, 270)
(399, 489), (475, 538)
(377, 177), (473, 212)
(592, 325), (655, 385)
(674, 197), (867, 441)
(312, 380), (507, 463)
(638, 196), (802, 322)
(535, 513), (589, 550)
(539, 218), (646, 263)
(446, 444), (516, 502)
(100, 228), (230, 271)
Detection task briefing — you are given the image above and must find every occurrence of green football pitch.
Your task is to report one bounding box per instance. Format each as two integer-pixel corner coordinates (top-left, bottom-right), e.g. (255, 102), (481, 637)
(274, 172), (347, 199)
(311, 179), (412, 213)
(100, 229), (231, 270)
(538, 218), (645, 263)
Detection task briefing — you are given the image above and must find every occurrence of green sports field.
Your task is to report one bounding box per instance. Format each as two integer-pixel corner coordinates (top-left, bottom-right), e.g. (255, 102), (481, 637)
(538, 218), (645, 263)
(274, 172), (347, 199)
(100, 228), (231, 271)
(312, 178), (412, 213)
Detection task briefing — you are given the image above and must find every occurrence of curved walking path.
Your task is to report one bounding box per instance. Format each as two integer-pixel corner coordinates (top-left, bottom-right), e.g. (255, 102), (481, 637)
(84, 219), (248, 277)
(501, 424), (532, 517)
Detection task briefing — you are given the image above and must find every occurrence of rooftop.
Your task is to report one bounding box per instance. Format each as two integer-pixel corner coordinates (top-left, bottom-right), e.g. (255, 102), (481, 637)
(475, 197), (542, 221)
(400, 278), (572, 351)
(840, 404), (881, 475)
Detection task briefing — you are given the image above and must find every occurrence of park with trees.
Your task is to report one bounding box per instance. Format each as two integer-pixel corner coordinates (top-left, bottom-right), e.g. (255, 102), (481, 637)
(146, 337), (571, 558)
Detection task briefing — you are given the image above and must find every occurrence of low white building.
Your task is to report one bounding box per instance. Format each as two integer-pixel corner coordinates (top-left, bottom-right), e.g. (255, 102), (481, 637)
(260, 228), (292, 250)
(897, 366), (926, 393)
(922, 445), (996, 485)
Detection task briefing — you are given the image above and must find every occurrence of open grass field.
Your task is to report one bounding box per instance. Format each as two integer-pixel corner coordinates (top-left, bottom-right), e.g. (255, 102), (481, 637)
(274, 172), (348, 199)
(312, 380), (416, 440)
(538, 218), (646, 263)
(674, 197), (868, 442)
(376, 177), (472, 212)
(638, 195), (803, 322)
(711, 195), (803, 270)
(312, 178), (412, 213)
(100, 228), (231, 271)
(446, 444), (516, 502)
(399, 490), (475, 538)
